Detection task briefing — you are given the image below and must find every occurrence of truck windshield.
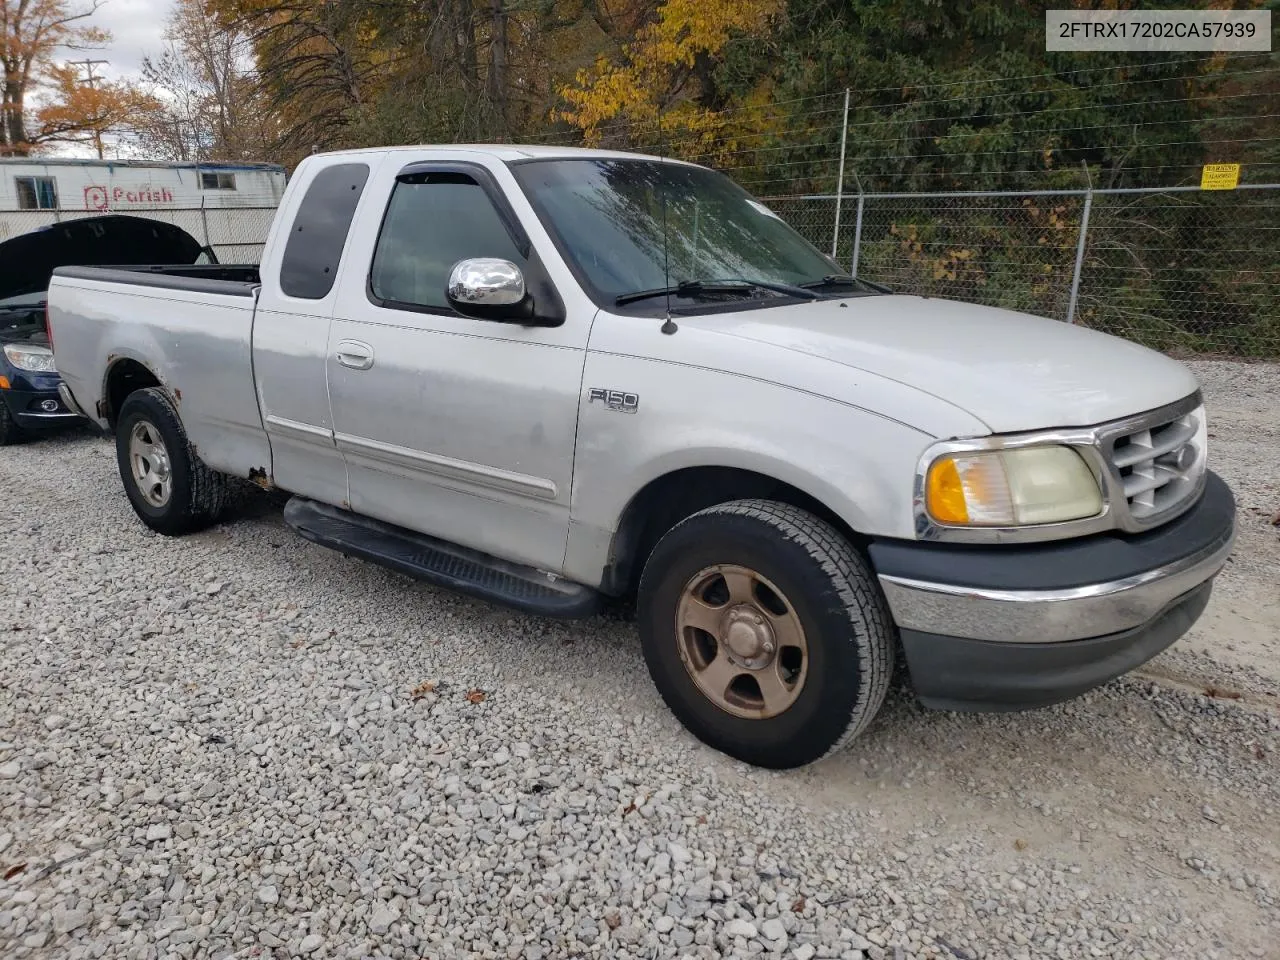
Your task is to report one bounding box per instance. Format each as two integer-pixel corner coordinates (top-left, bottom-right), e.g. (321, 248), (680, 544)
(510, 157), (872, 310)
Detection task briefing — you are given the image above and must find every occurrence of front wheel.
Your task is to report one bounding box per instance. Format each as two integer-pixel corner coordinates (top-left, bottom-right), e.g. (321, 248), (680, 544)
(637, 500), (894, 769)
(0, 399), (27, 446)
(115, 387), (229, 536)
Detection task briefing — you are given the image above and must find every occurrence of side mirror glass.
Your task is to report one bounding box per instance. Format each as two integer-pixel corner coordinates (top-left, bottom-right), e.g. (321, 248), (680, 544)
(447, 258), (529, 320)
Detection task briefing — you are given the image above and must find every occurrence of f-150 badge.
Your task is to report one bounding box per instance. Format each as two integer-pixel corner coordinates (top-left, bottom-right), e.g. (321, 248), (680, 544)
(588, 388), (639, 414)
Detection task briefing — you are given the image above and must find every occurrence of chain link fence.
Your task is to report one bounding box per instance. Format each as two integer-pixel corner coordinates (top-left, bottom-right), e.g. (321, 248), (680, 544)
(2, 175), (1275, 357)
(0, 204), (278, 264)
(766, 184), (1280, 358)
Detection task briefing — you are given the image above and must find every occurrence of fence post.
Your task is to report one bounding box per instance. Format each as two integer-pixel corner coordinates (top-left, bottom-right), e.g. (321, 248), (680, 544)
(831, 87), (850, 258)
(200, 195), (212, 252)
(850, 193), (865, 279)
(1065, 189), (1093, 324)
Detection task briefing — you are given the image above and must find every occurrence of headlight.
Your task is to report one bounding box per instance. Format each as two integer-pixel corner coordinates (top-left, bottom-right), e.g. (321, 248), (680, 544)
(3, 343), (56, 374)
(925, 445), (1102, 526)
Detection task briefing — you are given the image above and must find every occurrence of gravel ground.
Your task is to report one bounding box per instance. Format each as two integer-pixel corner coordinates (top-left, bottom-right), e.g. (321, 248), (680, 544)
(1, 359), (1278, 960)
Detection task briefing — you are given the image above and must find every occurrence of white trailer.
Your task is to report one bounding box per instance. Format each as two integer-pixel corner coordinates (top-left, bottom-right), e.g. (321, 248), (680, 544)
(0, 158), (287, 262)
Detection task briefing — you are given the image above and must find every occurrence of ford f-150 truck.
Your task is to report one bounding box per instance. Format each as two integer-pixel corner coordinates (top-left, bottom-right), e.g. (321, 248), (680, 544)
(46, 145), (1237, 769)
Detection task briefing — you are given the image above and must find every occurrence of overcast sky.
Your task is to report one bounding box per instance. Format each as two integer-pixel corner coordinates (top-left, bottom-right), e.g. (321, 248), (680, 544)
(42, 0), (175, 157)
(92, 0), (177, 82)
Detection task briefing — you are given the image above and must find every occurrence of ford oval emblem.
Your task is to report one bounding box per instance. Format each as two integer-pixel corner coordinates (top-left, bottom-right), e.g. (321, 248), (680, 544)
(40, 399), (59, 413)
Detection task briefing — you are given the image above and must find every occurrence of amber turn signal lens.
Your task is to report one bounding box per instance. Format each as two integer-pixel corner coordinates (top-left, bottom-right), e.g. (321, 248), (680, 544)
(926, 457), (969, 524)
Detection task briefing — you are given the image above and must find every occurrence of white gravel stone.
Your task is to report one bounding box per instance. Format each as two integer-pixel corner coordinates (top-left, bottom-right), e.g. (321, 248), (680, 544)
(726, 918), (759, 938)
(668, 841), (692, 863)
(369, 904), (398, 934)
(52, 907), (89, 934)
(762, 918), (787, 941)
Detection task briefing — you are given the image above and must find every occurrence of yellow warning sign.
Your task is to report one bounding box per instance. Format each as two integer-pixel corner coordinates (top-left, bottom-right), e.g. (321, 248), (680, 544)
(1200, 163), (1240, 190)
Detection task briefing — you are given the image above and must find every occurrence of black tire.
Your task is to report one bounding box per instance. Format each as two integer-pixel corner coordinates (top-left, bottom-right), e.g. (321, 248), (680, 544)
(0, 399), (26, 446)
(637, 499), (894, 769)
(115, 387), (229, 535)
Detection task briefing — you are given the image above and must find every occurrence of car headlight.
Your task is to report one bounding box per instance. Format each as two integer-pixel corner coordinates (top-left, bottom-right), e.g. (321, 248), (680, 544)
(925, 445), (1102, 526)
(3, 343), (56, 374)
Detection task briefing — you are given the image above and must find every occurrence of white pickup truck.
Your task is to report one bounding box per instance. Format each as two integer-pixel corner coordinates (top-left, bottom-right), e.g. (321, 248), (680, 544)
(47, 145), (1237, 769)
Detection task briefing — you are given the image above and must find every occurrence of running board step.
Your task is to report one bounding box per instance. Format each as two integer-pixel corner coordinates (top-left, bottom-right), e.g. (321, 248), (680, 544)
(282, 497), (600, 619)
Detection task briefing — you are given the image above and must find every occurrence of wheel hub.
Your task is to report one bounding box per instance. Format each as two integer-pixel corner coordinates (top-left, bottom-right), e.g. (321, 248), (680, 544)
(674, 564), (809, 721)
(723, 604), (776, 667)
(129, 420), (174, 508)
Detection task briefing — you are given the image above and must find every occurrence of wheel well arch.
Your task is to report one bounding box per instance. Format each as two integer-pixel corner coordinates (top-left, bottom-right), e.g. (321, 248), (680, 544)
(102, 358), (162, 427)
(601, 465), (866, 597)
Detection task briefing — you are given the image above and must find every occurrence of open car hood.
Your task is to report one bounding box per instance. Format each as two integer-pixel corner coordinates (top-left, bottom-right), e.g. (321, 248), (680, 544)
(0, 214), (210, 302)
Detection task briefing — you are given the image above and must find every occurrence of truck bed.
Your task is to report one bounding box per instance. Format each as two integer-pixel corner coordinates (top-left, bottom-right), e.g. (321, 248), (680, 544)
(53, 263), (261, 295)
(47, 263), (271, 480)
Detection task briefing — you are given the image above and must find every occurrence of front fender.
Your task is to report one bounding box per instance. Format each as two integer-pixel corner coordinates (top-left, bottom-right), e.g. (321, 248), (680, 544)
(564, 350), (950, 585)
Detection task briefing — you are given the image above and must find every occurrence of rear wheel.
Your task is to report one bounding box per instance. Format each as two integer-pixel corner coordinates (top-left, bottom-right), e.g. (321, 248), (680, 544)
(637, 499), (894, 769)
(115, 387), (229, 535)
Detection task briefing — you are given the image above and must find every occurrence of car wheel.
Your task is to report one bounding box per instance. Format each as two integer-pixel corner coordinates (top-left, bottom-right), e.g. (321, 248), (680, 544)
(637, 499), (894, 769)
(0, 398), (27, 446)
(115, 387), (229, 535)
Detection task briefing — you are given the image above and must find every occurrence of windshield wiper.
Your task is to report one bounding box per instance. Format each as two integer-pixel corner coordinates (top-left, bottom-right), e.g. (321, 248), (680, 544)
(615, 278), (819, 307)
(799, 274), (892, 294)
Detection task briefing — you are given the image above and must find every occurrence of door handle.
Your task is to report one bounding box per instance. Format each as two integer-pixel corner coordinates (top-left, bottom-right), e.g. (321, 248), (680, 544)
(336, 340), (374, 371)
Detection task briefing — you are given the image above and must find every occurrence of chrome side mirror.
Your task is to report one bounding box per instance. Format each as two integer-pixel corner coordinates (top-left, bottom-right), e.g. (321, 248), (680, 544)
(447, 258), (526, 309)
(445, 255), (565, 327)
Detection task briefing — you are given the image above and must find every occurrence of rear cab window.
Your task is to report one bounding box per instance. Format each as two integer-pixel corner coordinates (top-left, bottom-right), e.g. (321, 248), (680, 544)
(279, 163), (371, 300)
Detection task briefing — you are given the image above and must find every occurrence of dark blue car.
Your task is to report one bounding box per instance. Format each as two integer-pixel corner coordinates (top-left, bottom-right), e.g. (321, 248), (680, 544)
(0, 290), (73, 443)
(0, 215), (215, 445)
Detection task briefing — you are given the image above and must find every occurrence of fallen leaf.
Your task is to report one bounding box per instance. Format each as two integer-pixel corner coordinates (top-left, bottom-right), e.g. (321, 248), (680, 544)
(3, 863), (27, 880)
(621, 802), (636, 815)
(1254, 744), (1266, 760)
(1204, 685), (1242, 700)
(790, 897), (806, 914)
(1014, 838), (1028, 851)
(696, 815), (707, 825)
(465, 688), (486, 704)
(410, 680), (438, 701)
(291, 639), (305, 650)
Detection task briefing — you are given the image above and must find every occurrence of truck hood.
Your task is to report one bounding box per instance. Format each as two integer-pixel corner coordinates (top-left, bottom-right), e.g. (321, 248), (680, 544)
(708, 295), (1200, 434)
(0, 214), (210, 303)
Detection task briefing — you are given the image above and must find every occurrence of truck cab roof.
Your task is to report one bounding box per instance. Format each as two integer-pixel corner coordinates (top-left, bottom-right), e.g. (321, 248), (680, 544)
(305, 143), (688, 166)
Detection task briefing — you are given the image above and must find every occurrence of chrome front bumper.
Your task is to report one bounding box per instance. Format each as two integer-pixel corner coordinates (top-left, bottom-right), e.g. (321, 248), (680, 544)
(868, 470), (1236, 711)
(878, 517), (1235, 645)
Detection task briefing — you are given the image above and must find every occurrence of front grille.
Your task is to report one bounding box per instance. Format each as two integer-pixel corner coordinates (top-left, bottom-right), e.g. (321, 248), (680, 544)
(1105, 402), (1207, 525)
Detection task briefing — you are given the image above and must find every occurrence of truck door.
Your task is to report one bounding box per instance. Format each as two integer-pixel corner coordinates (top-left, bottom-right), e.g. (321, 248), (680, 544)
(252, 159), (373, 506)
(325, 159), (588, 574)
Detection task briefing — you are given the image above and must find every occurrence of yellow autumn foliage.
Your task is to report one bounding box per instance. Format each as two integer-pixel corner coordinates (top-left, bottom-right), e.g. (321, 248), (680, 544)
(558, 0), (782, 166)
